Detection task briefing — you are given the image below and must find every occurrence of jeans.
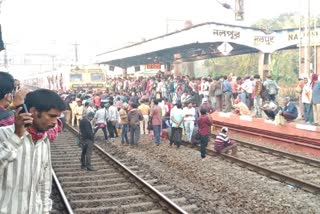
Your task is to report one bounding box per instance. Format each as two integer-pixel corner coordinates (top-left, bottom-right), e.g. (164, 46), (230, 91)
(303, 103), (313, 123)
(81, 139), (94, 168)
(223, 91), (232, 112)
(129, 124), (140, 145)
(121, 124), (129, 144)
(153, 125), (161, 145)
(254, 96), (262, 117)
(200, 135), (209, 158)
(184, 120), (194, 142)
(239, 92), (246, 104)
(210, 96), (216, 109)
(107, 121), (117, 138)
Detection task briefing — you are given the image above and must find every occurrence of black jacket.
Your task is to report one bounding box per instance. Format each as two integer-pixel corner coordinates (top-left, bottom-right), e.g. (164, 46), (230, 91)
(79, 118), (94, 140)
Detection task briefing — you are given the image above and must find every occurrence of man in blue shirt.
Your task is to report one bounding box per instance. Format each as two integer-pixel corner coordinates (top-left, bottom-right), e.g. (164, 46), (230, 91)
(223, 75), (232, 112)
(280, 96), (298, 121)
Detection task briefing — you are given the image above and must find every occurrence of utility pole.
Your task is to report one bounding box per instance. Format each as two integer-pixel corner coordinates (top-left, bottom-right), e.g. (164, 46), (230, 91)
(216, 0), (244, 21)
(0, 0), (4, 14)
(72, 43), (79, 64)
(301, 0), (311, 76)
(234, 0), (244, 21)
(3, 43), (7, 68)
(51, 55), (56, 71)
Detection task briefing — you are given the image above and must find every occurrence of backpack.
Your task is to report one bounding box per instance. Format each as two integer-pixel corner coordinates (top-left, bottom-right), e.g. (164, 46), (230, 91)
(266, 81), (278, 95)
(260, 84), (270, 101)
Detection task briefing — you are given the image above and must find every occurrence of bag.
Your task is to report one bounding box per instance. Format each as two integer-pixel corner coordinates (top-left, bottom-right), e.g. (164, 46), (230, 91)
(274, 111), (285, 126)
(98, 123), (106, 128)
(295, 85), (302, 94)
(75, 135), (81, 147)
(195, 132), (201, 140)
(147, 118), (153, 130)
(267, 81), (278, 95)
(260, 84), (270, 101)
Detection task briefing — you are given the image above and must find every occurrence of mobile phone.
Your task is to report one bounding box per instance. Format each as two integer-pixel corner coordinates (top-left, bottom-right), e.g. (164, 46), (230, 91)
(16, 104), (32, 127)
(16, 104), (29, 114)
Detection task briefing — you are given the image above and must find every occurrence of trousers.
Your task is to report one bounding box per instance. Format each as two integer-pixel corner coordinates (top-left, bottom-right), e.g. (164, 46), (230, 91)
(81, 139), (94, 167)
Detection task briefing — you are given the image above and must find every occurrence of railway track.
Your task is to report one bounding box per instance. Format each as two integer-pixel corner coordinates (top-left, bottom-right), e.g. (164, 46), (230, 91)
(50, 125), (199, 213)
(51, 171), (73, 214)
(213, 122), (320, 150)
(184, 135), (320, 194)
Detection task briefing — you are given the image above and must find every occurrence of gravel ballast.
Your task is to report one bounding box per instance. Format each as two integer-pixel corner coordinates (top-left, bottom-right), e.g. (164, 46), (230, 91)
(94, 133), (320, 213)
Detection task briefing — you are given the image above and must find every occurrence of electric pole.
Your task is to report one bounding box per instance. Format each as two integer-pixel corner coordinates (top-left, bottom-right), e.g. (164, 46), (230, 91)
(3, 43), (7, 68)
(234, 0), (244, 21)
(72, 43), (79, 64)
(303, 0), (311, 75)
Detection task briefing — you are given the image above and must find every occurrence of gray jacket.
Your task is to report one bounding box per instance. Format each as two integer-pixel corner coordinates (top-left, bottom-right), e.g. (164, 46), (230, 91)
(128, 109), (143, 125)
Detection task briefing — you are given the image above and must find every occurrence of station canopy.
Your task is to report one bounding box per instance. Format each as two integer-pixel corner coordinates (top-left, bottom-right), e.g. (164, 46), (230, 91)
(96, 21), (317, 68)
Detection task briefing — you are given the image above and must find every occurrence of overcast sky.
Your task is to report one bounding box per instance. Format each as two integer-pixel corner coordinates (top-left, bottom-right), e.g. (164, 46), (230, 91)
(1, 0), (319, 63)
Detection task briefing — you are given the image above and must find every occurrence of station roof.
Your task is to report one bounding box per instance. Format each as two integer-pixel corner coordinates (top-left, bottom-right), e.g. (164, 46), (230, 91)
(96, 21), (306, 68)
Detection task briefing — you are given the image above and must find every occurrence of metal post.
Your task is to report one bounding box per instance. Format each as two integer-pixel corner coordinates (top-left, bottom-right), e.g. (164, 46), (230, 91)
(304, 0), (311, 75)
(73, 43), (79, 64)
(3, 43), (7, 68)
(313, 15), (317, 74)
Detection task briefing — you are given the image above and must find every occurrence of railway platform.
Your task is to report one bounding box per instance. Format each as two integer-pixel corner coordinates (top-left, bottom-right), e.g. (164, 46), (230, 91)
(210, 111), (320, 156)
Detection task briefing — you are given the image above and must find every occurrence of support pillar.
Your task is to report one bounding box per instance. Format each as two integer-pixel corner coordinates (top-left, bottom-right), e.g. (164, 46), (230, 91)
(122, 68), (127, 77)
(173, 53), (182, 76)
(164, 63), (171, 72)
(258, 52), (271, 80)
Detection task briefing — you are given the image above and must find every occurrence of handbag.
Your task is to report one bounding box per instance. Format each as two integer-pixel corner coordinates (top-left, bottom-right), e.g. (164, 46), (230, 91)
(147, 118), (153, 130)
(98, 123), (106, 128)
(75, 135), (81, 147)
(195, 132), (201, 140)
(295, 85), (302, 94)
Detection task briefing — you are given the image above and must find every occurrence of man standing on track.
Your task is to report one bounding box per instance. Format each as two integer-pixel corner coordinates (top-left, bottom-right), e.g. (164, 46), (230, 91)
(197, 108), (213, 160)
(128, 103), (144, 146)
(80, 112), (96, 171)
(0, 88), (66, 214)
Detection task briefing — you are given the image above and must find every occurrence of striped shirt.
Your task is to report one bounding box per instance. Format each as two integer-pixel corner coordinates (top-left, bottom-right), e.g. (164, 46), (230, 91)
(214, 132), (230, 152)
(0, 106), (14, 127)
(0, 132), (52, 214)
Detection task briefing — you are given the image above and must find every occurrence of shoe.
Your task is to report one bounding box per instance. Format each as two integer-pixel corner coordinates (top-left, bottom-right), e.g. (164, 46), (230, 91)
(87, 167), (97, 171)
(81, 166), (86, 170)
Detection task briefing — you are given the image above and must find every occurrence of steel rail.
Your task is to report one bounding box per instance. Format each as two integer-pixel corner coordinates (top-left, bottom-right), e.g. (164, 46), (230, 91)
(66, 124), (188, 214)
(51, 169), (74, 214)
(219, 153), (320, 194)
(182, 141), (320, 194)
(213, 122), (320, 150)
(211, 133), (320, 167)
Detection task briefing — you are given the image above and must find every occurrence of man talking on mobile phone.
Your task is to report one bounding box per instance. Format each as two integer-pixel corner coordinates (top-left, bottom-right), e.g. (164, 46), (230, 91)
(0, 80), (66, 213)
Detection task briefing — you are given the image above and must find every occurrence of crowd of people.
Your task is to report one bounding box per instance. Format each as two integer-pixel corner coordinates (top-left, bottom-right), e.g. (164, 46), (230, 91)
(1, 69), (320, 213)
(58, 71), (319, 167)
